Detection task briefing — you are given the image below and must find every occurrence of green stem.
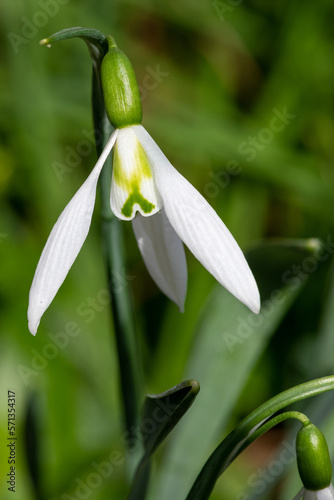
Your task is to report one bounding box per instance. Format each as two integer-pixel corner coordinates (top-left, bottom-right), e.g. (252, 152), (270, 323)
(239, 411), (309, 456)
(99, 138), (143, 425)
(187, 376), (334, 499)
(88, 36), (143, 470)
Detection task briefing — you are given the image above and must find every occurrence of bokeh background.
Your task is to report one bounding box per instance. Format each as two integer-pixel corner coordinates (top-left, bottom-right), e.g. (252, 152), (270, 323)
(1, 0), (334, 499)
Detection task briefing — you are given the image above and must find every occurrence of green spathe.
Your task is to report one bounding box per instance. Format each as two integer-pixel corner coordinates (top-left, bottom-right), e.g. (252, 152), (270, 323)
(101, 36), (142, 128)
(296, 423), (332, 491)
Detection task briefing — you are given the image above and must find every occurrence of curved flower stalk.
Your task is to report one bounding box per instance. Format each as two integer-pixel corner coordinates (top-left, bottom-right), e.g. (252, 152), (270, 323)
(28, 35), (260, 335)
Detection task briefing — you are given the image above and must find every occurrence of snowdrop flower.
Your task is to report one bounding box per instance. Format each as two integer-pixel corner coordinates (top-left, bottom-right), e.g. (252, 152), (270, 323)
(28, 36), (260, 335)
(294, 423), (333, 500)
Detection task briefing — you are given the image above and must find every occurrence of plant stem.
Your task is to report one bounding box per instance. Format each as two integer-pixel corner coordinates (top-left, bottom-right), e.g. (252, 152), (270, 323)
(239, 411), (309, 455)
(92, 59), (143, 467)
(40, 24), (144, 478)
(99, 148), (143, 434)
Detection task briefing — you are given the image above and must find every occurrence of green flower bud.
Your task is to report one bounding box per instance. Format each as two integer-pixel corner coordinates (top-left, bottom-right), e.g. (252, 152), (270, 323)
(296, 423), (332, 491)
(101, 36), (142, 128)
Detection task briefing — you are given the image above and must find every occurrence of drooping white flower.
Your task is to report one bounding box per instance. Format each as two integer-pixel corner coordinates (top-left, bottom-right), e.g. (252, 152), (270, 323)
(293, 485), (334, 500)
(29, 34), (260, 334)
(28, 123), (260, 335)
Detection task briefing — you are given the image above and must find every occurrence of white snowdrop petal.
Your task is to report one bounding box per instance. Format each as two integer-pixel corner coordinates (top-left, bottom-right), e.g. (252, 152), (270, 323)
(28, 129), (119, 335)
(132, 210), (187, 311)
(133, 124), (260, 314)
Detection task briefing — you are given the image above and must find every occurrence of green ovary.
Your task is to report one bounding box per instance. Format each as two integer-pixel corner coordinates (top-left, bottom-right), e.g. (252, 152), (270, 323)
(121, 182), (155, 217)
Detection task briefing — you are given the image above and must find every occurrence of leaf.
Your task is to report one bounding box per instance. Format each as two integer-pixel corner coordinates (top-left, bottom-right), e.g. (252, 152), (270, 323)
(150, 238), (323, 500)
(128, 380), (200, 500)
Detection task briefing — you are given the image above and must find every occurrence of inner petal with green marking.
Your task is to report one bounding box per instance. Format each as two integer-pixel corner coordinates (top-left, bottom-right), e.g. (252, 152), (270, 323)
(110, 126), (162, 220)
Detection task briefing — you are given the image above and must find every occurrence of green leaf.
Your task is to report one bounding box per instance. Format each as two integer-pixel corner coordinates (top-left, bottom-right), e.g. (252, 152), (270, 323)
(128, 380), (200, 500)
(151, 238), (323, 500)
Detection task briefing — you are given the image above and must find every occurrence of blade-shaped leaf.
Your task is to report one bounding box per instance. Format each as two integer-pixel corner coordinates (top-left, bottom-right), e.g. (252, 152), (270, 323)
(142, 379), (200, 455)
(150, 238), (323, 500)
(128, 380), (200, 500)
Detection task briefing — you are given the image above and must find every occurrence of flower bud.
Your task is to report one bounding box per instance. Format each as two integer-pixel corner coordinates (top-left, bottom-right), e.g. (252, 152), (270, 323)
(101, 36), (142, 128)
(296, 423), (332, 491)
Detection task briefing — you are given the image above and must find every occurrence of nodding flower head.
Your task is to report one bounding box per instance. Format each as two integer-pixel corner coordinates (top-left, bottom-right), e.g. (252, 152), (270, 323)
(28, 35), (260, 335)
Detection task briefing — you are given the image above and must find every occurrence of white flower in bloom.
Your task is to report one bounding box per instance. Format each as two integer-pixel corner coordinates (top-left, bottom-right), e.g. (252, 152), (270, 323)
(293, 486), (334, 500)
(28, 125), (260, 335)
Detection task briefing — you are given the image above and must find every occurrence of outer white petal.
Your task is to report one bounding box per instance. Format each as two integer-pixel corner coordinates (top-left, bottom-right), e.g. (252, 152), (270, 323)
(28, 129), (119, 335)
(132, 210), (187, 311)
(304, 486), (334, 500)
(133, 125), (260, 314)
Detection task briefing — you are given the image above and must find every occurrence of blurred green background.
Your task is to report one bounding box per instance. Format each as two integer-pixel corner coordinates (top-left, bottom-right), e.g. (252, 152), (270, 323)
(1, 0), (334, 499)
